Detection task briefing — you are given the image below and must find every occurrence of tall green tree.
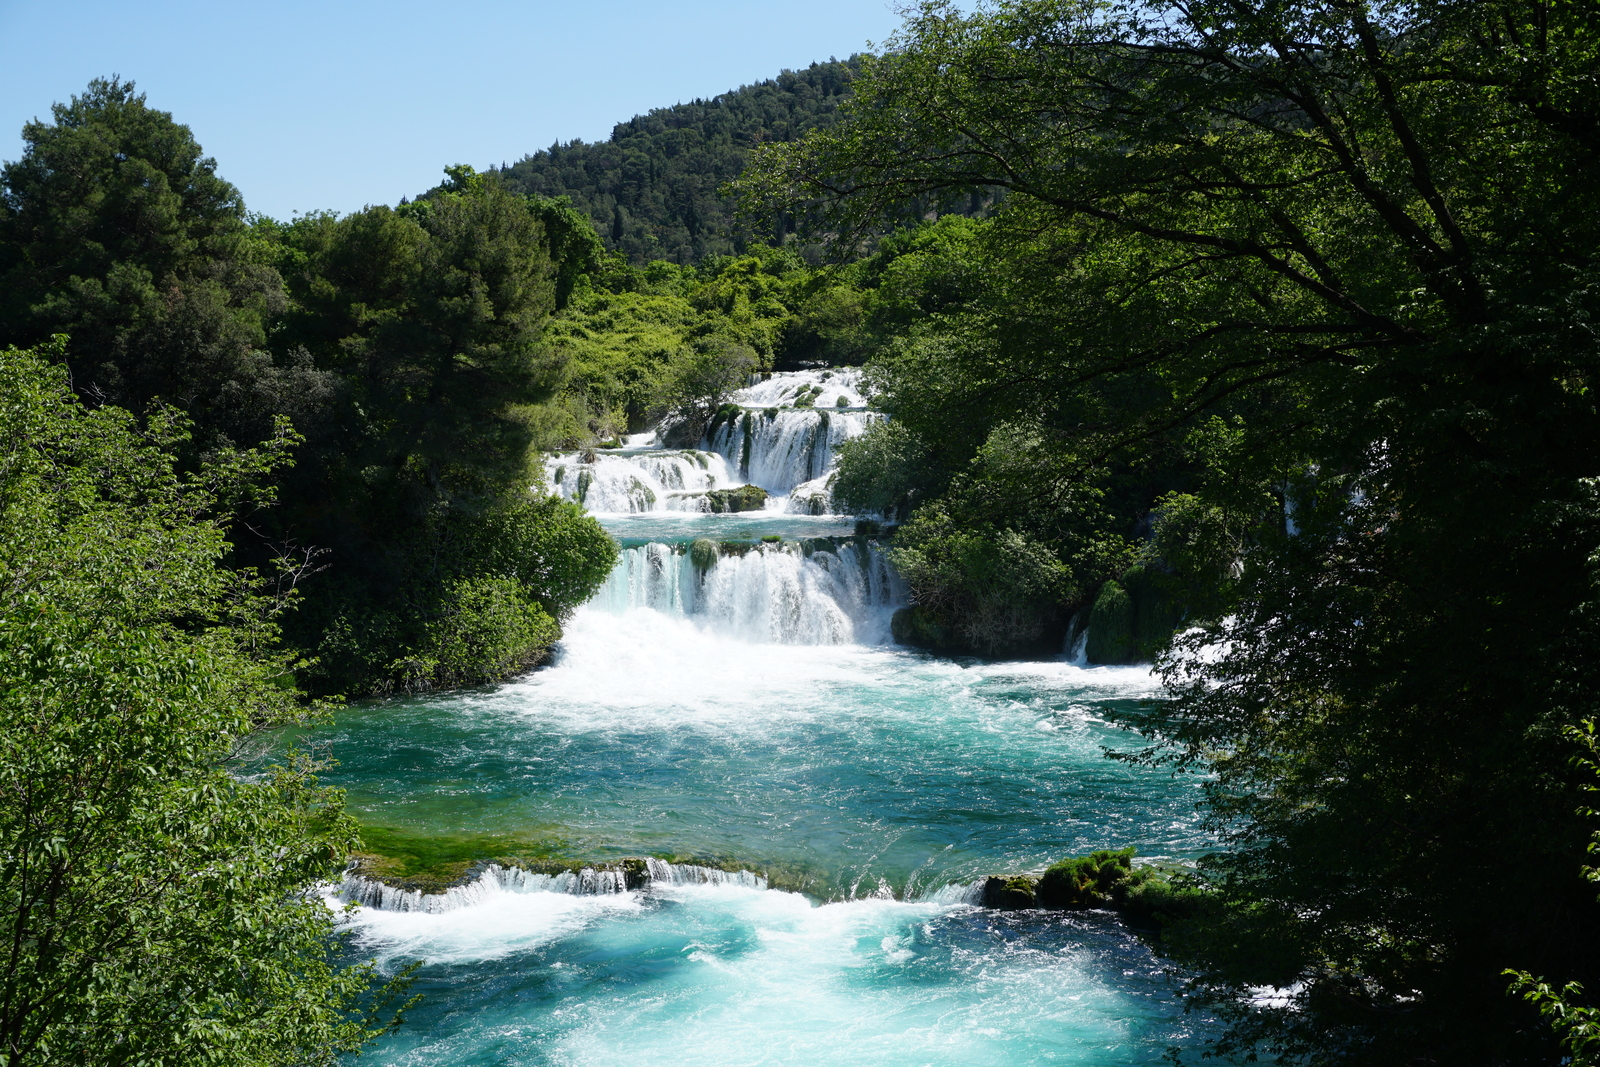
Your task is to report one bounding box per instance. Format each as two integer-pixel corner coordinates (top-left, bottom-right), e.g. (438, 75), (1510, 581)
(0, 78), (332, 454)
(0, 340), (410, 1065)
(270, 167), (616, 695)
(0, 84), (617, 700)
(742, 0), (1600, 1062)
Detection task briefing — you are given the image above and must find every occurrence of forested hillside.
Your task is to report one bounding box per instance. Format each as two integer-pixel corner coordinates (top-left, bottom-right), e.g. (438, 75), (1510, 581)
(497, 57), (982, 265)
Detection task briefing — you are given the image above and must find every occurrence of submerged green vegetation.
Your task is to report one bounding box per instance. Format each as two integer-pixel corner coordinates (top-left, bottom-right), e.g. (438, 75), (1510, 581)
(350, 826), (573, 893)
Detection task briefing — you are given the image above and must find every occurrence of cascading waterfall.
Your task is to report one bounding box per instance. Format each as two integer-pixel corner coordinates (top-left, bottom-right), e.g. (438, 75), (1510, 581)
(313, 365), (1217, 1066)
(643, 858), (767, 889)
(542, 370), (881, 515)
(703, 406), (880, 507)
(590, 538), (904, 644)
(544, 449), (735, 514)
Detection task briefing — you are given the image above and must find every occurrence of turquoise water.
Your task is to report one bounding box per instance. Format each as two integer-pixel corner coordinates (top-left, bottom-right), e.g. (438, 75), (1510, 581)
(308, 595), (1217, 1065)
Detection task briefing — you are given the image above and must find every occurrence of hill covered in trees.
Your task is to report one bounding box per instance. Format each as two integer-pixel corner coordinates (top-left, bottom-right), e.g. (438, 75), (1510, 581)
(498, 58), (859, 264)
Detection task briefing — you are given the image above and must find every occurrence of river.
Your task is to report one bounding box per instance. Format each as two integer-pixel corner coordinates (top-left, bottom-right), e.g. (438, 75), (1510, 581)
(305, 370), (1220, 1065)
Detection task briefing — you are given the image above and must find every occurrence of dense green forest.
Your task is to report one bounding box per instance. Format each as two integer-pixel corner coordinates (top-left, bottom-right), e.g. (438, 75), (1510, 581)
(739, 0), (1600, 1063)
(0, 341), (416, 1063)
(498, 59), (860, 264)
(497, 57), (996, 265)
(0, 82), (620, 700)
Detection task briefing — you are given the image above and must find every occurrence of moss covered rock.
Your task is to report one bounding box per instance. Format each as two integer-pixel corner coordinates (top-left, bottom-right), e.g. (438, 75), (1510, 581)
(1085, 580), (1136, 663)
(1118, 872), (1212, 930)
(1122, 565), (1185, 653)
(1084, 568), (1186, 664)
(800, 537), (838, 557)
(690, 537), (719, 570)
(982, 874), (1039, 909)
(1036, 847), (1140, 909)
(619, 857), (650, 890)
(350, 824), (569, 894)
(706, 484), (769, 513)
(890, 605), (951, 650)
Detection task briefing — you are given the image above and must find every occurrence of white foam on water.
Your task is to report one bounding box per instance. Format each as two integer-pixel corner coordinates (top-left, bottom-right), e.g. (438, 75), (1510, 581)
(919, 879), (989, 906)
(487, 607), (902, 733)
(336, 864), (630, 914)
(353, 873), (1171, 1066)
(543, 887), (1161, 1067)
(327, 881), (644, 969)
(646, 857), (768, 889)
(541, 370), (879, 515)
(544, 449), (735, 514)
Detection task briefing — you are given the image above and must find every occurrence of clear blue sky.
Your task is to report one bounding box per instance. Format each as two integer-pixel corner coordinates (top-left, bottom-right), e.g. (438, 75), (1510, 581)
(0, 0), (903, 219)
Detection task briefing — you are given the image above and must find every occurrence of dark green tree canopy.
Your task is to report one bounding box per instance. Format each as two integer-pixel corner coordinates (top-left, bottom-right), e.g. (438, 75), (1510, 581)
(501, 60), (864, 263)
(0, 77), (317, 454)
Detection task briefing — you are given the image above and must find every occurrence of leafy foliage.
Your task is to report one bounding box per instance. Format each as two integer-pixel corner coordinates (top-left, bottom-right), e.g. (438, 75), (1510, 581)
(0, 341), (411, 1065)
(0, 78), (325, 457)
(1036, 847), (1146, 909)
(743, 0), (1600, 1061)
(1, 80), (619, 698)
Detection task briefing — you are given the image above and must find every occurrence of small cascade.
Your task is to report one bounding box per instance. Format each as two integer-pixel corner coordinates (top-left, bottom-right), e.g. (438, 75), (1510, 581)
(645, 857), (767, 889)
(591, 538), (905, 644)
(540, 370), (881, 515)
(336, 864), (628, 914)
(544, 449), (734, 514)
(919, 880), (988, 906)
(733, 368), (870, 410)
(336, 859), (768, 913)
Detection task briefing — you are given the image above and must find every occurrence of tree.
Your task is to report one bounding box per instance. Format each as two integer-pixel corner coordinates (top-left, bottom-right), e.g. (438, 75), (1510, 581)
(0, 78), (331, 456)
(1, 86), (618, 701)
(741, 1), (1600, 1061)
(270, 168), (616, 695)
(0, 340), (411, 1065)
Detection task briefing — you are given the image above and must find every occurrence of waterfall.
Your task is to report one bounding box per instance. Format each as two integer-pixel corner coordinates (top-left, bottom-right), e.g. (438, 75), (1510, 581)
(703, 407), (881, 502)
(336, 865), (630, 913)
(732, 368), (869, 410)
(590, 538), (905, 644)
(337, 859), (767, 913)
(544, 449), (735, 514)
(541, 371), (881, 515)
(644, 858), (767, 889)
(919, 880), (989, 906)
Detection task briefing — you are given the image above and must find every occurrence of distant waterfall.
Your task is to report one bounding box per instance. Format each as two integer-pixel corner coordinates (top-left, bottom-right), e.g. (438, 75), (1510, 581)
(703, 407), (880, 503)
(545, 449), (735, 514)
(590, 539), (904, 644)
(541, 370), (881, 515)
